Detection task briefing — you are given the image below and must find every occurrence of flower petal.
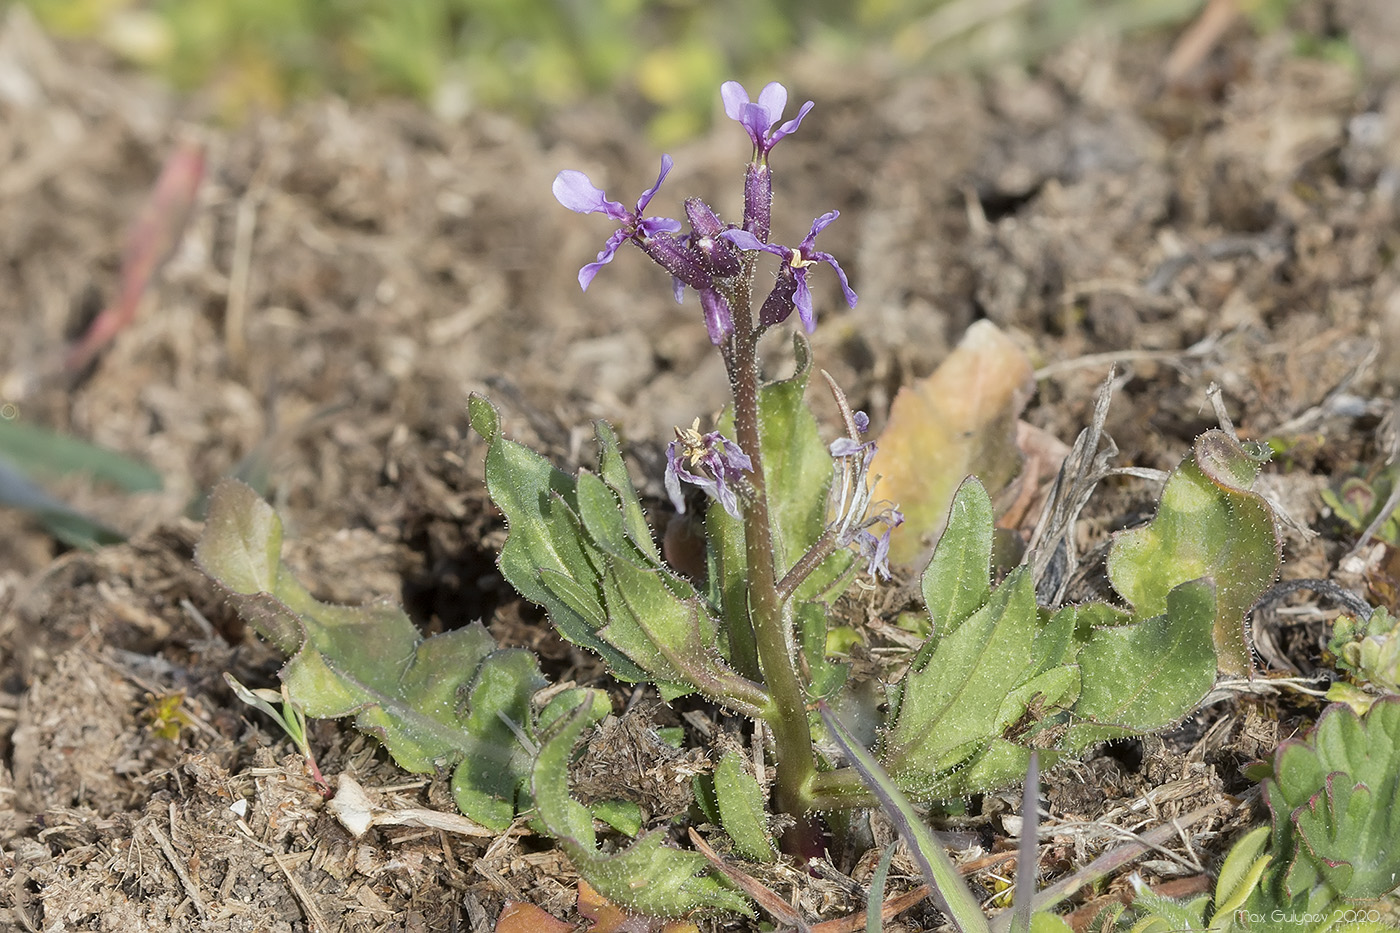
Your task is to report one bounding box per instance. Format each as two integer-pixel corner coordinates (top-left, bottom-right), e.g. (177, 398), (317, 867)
(720, 81), (751, 121)
(793, 270), (816, 333)
(634, 154), (674, 213)
(552, 170), (625, 218)
(754, 82), (788, 126)
(770, 100), (814, 147)
(664, 444), (688, 513)
(719, 228), (786, 258)
(821, 253), (858, 307)
(577, 228), (628, 290)
(802, 210), (840, 248)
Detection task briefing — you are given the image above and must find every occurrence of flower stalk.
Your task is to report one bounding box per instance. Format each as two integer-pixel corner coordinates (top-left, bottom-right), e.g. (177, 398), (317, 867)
(553, 78), (890, 845)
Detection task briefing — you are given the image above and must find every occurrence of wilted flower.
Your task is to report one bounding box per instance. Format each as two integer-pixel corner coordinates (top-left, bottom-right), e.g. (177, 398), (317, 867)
(828, 410), (902, 580)
(552, 156), (683, 290)
(665, 420), (753, 519)
(722, 211), (858, 332)
(721, 81), (814, 160)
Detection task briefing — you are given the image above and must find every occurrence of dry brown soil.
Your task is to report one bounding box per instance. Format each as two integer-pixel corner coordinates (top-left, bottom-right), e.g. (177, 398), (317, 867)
(4, 2), (1400, 930)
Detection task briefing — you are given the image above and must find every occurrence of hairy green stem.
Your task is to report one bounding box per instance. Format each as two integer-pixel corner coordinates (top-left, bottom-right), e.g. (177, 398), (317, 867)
(726, 289), (818, 823)
(806, 767), (877, 810)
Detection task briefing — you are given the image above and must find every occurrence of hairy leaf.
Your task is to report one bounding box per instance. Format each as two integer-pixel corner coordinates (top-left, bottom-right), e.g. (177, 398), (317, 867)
(1107, 430), (1280, 675)
(532, 694), (752, 917)
(197, 479), (545, 831)
(882, 567), (1037, 797)
(714, 751), (775, 863)
(919, 476), (994, 650)
(1064, 579), (1218, 749)
(472, 395), (764, 715)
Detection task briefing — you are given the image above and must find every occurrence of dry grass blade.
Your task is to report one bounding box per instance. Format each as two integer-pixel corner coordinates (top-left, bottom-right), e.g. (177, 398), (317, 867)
(686, 827), (809, 932)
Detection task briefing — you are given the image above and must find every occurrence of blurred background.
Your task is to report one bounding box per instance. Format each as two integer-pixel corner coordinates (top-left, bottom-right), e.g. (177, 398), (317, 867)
(15, 0), (1313, 141)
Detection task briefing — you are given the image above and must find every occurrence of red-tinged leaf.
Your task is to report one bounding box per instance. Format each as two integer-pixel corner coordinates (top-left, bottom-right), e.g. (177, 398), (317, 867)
(870, 320), (1034, 567)
(495, 901), (573, 933)
(66, 138), (206, 371)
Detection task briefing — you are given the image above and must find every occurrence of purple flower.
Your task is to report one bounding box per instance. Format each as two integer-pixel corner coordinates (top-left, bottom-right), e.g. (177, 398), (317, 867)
(664, 420), (752, 519)
(552, 155), (683, 290)
(721, 81), (813, 159)
(722, 211), (858, 332)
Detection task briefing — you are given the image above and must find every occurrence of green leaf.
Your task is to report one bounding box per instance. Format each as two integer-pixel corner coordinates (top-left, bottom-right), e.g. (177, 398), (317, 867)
(1123, 882), (1209, 933)
(1030, 914), (1077, 933)
(1107, 430), (1281, 675)
(470, 394), (656, 681)
(867, 842), (897, 933)
(714, 751), (775, 862)
(919, 476), (994, 650)
(196, 479), (544, 831)
(589, 799), (644, 837)
(798, 601), (851, 700)
(882, 567), (1037, 797)
(758, 334), (840, 578)
(821, 703), (992, 933)
(1065, 579), (1218, 748)
(532, 695), (752, 917)
(597, 558), (767, 715)
(0, 455), (126, 548)
(593, 420), (663, 565)
(1212, 825), (1272, 920)
(0, 418), (162, 492)
(1270, 698), (1400, 900)
(445, 648), (548, 830)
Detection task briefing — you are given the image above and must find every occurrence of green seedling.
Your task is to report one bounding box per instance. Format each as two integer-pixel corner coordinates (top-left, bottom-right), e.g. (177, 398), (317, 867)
(224, 673), (326, 792)
(1328, 607), (1400, 707)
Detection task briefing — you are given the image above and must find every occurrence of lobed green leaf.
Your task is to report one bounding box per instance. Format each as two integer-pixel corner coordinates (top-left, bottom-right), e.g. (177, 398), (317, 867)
(1107, 430), (1280, 675)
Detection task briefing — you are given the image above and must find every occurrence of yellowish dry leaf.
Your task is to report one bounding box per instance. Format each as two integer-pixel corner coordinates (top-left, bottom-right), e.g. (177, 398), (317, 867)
(870, 320), (1034, 567)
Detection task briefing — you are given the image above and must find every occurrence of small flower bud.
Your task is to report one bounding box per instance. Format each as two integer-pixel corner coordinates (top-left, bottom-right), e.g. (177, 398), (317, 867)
(743, 162), (773, 243)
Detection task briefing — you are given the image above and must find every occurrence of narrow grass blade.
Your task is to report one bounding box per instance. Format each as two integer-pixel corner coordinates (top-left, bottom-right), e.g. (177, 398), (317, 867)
(819, 702), (991, 933)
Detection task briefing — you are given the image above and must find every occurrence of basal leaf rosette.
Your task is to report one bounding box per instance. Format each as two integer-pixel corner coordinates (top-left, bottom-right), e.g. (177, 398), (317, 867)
(1262, 696), (1400, 903)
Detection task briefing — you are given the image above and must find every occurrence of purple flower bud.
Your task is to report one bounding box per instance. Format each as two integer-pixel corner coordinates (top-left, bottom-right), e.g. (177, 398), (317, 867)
(743, 162), (773, 242)
(721, 81), (814, 160)
(685, 197), (724, 237)
(684, 199), (742, 279)
(639, 233), (710, 290)
(722, 210), (857, 333)
(552, 155), (683, 290)
(665, 420), (752, 519)
(758, 266), (799, 329)
(698, 288), (735, 344)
